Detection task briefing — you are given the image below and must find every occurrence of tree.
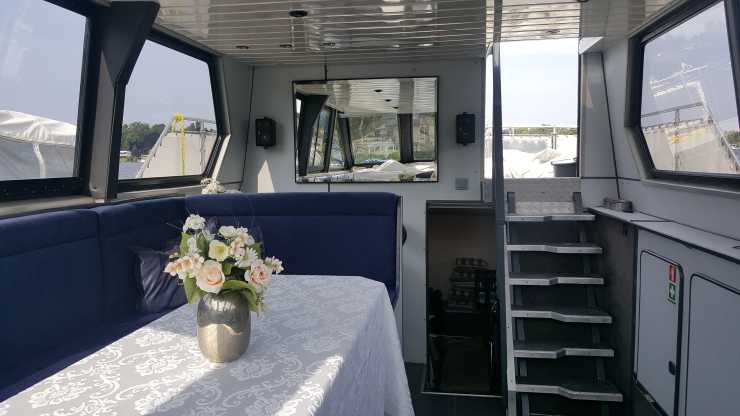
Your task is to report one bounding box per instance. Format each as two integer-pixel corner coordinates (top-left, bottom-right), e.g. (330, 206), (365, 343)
(121, 122), (167, 157)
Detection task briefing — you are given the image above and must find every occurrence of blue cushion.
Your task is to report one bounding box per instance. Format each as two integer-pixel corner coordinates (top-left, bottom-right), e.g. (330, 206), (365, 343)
(92, 197), (186, 322)
(132, 247), (186, 314)
(185, 193), (399, 303)
(0, 210), (102, 372)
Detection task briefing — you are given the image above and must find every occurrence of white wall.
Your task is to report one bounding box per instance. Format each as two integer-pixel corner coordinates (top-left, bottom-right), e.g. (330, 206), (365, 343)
(601, 40), (740, 240)
(241, 59), (486, 363)
(214, 57), (254, 185)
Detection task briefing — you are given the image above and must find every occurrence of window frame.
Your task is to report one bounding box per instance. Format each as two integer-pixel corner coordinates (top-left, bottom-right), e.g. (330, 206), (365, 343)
(626, 0), (740, 189)
(117, 29), (228, 193)
(0, 0), (97, 202)
(306, 106), (333, 174)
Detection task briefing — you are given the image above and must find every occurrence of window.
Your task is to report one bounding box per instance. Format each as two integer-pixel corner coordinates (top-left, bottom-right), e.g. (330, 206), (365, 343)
(329, 115), (346, 170)
(308, 107), (331, 172)
(119, 39), (218, 180)
(413, 113), (436, 160)
(499, 39), (579, 178)
(349, 114), (401, 164)
(638, 1), (740, 177)
(0, 0), (86, 181)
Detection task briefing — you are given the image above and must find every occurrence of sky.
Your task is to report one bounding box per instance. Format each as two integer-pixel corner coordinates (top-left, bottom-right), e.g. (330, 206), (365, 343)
(486, 38), (579, 128)
(3, 0), (576, 130)
(0, 0), (216, 127)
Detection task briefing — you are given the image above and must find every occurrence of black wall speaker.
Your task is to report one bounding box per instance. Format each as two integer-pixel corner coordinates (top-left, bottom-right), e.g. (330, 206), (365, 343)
(255, 117), (276, 148)
(456, 112), (475, 145)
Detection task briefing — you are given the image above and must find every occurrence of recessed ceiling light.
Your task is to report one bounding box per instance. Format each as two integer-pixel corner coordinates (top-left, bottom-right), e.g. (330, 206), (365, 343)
(321, 41), (336, 47)
(393, 106), (399, 110)
(385, 99), (392, 102)
(289, 10), (308, 18)
(374, 89), (383, 93)
(235, 45), (249, 50)
(418, 43), (433, 47)
(279, 43), (293, 48)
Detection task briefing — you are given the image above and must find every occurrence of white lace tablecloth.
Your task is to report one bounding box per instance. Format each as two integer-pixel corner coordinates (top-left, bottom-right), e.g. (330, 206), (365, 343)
(0, 275), (414, 416)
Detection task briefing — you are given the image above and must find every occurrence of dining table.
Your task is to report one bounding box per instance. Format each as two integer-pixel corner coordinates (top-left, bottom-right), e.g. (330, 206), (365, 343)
(0, 275), (414, 416)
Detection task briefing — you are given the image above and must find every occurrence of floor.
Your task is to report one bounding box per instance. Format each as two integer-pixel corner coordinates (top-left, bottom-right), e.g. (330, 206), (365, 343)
(405, 363), (504, 416)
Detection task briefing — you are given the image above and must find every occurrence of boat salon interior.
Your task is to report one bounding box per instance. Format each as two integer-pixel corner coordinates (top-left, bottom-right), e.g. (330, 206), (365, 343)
(2, 0), (740, 415)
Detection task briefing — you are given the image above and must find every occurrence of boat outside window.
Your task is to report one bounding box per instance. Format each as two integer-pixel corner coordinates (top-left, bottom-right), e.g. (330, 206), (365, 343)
(496, 38), (579, 178)
(0, 0), (86, 181)
(118, 40), (217, 180)
(639, 2), (740, 176)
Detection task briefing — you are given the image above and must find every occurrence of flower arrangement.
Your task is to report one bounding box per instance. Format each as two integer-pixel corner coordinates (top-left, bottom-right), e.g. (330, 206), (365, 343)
(201, 178), (225, 194)
(164, 214), (283, 312)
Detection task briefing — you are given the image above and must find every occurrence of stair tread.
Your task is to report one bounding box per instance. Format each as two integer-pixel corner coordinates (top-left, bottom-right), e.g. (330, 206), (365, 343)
(506, 243), (603, 254)
(507, 213), (595, 222)
(513, 340), (614, 358)
(511, 305), (612, 323)
(509, 273), (604, 286)
(516, 376), (623, 402)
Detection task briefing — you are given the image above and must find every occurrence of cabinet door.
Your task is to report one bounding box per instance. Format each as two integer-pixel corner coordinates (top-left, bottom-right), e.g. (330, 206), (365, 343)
(685, 275), (740, 415)
(636, 251), (681, 415)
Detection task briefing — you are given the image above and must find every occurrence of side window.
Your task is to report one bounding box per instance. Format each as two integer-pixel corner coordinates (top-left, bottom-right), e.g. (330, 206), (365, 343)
(639, 2), (740, 176)
(308, 107), (331, 173)
(329, 115), (346, 170)
(499, 39), (579, 178)
(119, 40), (218, 180)
(0, 0), (86, 181)
(413, 113), (436, 160)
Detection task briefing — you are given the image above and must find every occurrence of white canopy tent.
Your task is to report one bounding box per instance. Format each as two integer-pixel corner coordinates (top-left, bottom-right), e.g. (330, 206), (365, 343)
(0, 110), (77, 180)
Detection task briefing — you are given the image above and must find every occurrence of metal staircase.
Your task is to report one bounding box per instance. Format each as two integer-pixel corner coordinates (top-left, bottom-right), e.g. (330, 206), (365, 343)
(503, 191), (623, 416)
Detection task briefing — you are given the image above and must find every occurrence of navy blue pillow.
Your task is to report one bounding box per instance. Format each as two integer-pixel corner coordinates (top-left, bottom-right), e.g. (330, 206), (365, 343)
(132, 247), (187, 314)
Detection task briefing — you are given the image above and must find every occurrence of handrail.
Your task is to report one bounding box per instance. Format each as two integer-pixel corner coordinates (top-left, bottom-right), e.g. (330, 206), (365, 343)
(134, 114), (217, 179)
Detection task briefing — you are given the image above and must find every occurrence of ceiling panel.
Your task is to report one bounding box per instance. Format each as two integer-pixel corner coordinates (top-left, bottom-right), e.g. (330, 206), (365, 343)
(295, 77), (437, 114)
(155, 0), (681, 66)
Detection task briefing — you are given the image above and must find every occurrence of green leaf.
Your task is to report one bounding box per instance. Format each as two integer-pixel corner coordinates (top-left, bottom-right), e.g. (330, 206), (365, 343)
(182, 277), (202, 304)
(240, 289), (258, 312)
(222, 261), (234, 276)
(196, 234), (209, 253)
(179, 232), (191, 255)
(222, 279), (250, 291)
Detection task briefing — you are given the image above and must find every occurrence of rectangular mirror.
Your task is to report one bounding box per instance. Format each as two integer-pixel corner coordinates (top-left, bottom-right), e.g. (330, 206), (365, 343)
(293, 77), (438, 183)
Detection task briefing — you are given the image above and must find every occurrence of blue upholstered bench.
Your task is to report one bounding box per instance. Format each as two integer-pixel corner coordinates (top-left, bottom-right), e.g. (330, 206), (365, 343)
(0, 192), (401, 401)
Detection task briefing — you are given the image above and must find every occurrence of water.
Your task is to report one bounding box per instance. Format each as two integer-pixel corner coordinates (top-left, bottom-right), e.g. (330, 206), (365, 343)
(119, 161), (143, 179)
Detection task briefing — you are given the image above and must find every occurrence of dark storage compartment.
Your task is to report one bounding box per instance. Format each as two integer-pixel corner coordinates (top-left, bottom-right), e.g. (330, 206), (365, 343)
(424, 201), (501, 397)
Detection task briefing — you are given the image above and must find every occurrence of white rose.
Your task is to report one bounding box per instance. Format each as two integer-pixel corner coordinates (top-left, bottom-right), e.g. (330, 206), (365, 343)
(208, 240), (230, 262)
(218, 226), (238, 238)
(182, 214), (206, 232)
(196, 260), (225, 293)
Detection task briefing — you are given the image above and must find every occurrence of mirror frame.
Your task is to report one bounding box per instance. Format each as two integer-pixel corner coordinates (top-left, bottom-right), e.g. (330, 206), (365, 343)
(292, 76), (440, 184)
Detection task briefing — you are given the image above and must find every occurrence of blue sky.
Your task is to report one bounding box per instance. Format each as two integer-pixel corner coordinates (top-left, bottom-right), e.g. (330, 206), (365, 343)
(2, 0), (576, 129)
(487, 39), (579, 128)
(1, 0), (216, 127)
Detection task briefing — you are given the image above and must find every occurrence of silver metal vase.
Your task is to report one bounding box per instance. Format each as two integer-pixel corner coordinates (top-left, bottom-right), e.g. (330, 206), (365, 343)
(197, 291), (251, 363)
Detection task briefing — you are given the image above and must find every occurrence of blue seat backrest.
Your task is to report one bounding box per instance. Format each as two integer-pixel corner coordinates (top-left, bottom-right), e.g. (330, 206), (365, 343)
(0, 210), (101, 371)
(185, 192), (400, 297)
(91, 197), (186, 322)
